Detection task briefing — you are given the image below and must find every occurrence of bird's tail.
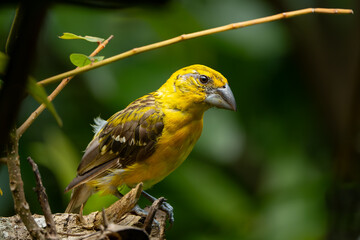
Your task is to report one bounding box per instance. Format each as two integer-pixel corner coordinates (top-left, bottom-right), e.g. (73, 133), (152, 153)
(65, 184), (93, 213)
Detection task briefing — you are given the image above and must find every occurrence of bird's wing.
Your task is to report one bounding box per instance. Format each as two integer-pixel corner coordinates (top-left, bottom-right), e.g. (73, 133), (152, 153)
(65, 93), (164, 192)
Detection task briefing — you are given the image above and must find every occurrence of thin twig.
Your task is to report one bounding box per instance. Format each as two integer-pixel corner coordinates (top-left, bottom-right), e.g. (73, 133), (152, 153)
(16, 35), (114, 138)
(27, 156), (57, 239)
(143, 197), (165, 234)
(6, 130), (45, 239)
(38, 35), (113, 86)
(37, 8), (353, 86)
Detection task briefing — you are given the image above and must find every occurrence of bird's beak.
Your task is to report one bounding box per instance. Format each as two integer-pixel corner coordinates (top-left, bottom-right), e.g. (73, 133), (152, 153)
(205, 84), (236, 111)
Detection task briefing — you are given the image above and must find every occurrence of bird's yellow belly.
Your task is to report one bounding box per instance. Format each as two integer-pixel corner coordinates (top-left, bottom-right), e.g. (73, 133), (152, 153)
(124, 120), (202, 189)
(100, 118), (203, 191)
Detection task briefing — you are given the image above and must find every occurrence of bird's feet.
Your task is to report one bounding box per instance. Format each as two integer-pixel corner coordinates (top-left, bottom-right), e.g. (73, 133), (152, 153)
(132, 204), (149, 217)
(141, 190), (175, 225)
(131, 201), (174, 224)
(132, 205), (161, 227)
(159, 201), (174, 225)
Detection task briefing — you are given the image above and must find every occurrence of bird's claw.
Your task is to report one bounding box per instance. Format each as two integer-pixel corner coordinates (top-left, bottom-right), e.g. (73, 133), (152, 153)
(132, 205), (160, 227)
(139, 191), (175, 226)
(160, 201), (174, 226)
(132, 205), (148, 217)
(132, 201), (174, 228)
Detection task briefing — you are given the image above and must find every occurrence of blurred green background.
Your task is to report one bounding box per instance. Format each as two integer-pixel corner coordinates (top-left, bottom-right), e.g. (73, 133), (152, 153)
(0, 0), (359, 239)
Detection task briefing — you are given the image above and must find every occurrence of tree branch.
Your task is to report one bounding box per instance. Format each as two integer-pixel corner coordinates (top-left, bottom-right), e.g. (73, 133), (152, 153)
(16, 35), (114, 138)
(37, 8), (353, 86)
(6, 130), (45, 240)
(0, 1), (47, 147)
(0, 182), (166, 239)
(93, 182), (143, 228)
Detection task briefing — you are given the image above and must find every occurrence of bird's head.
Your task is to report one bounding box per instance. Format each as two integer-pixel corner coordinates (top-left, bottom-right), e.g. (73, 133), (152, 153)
(158, 64), (236, 113)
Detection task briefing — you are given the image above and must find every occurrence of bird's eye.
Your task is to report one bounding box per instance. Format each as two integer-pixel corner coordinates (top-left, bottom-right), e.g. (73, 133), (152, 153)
(199, 75), (210, 84)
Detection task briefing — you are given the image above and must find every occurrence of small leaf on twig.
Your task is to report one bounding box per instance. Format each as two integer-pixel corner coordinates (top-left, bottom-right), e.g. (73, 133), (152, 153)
(83, 36), (105, 43)
(59, 32), (104, 43)
(27, 77), (63, 126)
(0, 188), (3, 196)
(70, 53), (104, 67)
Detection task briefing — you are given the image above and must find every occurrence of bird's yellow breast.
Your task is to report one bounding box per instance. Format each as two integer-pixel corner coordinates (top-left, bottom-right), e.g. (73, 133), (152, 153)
(116, 110), (203, 189)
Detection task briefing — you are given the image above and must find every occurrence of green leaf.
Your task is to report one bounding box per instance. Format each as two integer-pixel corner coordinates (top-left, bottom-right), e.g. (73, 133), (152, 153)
(90, 56), (105, 62)
(59, 32), (83, 40)
(0, 51), (9, 75)
(26, 77), (62, 126)
(83, 36), (105, 43)
(59, 32), (104, 43)
(70, 53), (104, 67)
(70, 53), (91, 67)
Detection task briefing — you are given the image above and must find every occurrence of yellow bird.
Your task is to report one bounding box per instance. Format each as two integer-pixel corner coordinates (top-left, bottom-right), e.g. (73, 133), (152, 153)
(65, 64), (236, 221)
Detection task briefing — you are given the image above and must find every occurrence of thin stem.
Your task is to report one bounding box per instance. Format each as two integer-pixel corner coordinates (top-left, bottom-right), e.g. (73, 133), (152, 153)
(5, 6), (20, 55)
(38, 8), (353, 86)
(16, 35), (114, 138)
(7, 130), (45, 239)
(27, 157), (57, 238)
(2, 2), (48, 238)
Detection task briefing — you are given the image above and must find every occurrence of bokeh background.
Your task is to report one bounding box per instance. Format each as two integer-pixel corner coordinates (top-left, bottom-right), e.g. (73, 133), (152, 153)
(0, 0), (359, 239)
